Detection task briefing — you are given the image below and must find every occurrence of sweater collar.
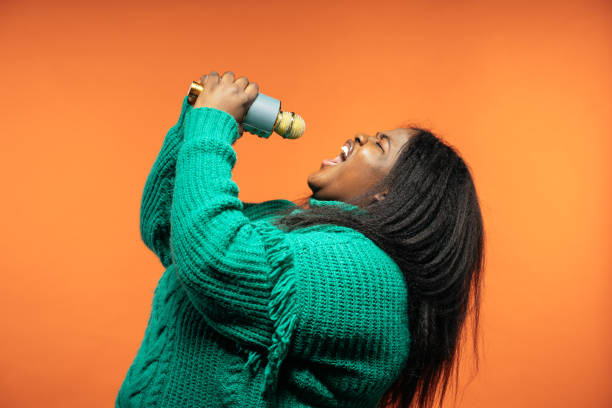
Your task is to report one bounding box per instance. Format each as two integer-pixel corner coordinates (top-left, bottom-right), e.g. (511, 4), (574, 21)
(307, 197), (365, 214)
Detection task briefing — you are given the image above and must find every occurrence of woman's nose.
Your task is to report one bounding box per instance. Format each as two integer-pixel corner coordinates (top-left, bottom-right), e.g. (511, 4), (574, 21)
(355, 133), (368, 145)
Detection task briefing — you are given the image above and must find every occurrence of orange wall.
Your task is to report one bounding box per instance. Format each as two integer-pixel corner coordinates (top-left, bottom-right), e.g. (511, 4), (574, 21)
(1, 0), (610, 407)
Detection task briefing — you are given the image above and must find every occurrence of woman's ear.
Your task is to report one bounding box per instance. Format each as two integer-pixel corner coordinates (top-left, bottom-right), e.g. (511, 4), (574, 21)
(372, 190), (387, 203)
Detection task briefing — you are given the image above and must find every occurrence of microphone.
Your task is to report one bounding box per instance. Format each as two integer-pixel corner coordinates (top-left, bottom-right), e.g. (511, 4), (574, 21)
(188, 81), (305, 139)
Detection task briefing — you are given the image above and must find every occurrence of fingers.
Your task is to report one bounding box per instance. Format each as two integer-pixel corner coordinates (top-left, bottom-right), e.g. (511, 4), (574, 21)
(245, 81), (259, 101)
(234, 76), (249, 90)
(220, 70), (235, 85)
(198, 70), (258, 107)
(201, 71), (219, 92)
(223, 72), (251, 98)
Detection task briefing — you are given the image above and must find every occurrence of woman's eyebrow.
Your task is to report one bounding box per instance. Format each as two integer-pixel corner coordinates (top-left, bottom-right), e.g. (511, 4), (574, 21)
(377, 132), (392, 150)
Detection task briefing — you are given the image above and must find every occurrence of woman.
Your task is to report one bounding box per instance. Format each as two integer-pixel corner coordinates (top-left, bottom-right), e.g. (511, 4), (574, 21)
(116, 70), (485, 408)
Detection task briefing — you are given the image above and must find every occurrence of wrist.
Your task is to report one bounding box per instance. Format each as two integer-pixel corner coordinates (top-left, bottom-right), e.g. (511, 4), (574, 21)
(184, 106), (241, 144)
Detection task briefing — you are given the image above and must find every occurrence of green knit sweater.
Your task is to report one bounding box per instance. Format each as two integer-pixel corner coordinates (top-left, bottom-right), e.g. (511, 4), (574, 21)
(116, 95), (411, 408)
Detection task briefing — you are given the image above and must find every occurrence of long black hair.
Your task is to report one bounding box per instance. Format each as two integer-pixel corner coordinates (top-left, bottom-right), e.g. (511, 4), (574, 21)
(271, 127), (485, 408)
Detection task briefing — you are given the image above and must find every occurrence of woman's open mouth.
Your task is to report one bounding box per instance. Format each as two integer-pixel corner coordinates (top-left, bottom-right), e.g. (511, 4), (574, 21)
(321, 140), (353, 167)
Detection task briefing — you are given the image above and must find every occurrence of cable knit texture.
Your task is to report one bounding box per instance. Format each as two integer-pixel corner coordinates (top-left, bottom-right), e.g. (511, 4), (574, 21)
(116, 95), (411, 408)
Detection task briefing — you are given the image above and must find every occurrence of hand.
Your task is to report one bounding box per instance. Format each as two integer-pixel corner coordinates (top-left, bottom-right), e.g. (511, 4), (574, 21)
(193, 70), (259, 136)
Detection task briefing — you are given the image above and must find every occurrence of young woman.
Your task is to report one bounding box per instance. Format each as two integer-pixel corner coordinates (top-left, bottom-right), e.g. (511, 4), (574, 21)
(116, 70), (485, 408)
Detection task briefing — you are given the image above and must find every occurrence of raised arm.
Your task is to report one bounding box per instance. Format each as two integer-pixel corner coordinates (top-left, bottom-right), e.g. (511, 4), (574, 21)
(139, 95), (192, 268)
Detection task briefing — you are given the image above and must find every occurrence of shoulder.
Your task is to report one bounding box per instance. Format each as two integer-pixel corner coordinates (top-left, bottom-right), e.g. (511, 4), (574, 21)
(287, 222), (369, 245)
(242, 199), (296, 221)
(250, 218), (408, 319)
(287, 224), (395, 273)
(287, 225), (409, 330)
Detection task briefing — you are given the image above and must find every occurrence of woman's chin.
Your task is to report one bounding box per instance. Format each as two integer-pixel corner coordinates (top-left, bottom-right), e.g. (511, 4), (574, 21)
(308, 161), (342, 192)
(307, 172), (319, 192)
(307, 171), (327, 194)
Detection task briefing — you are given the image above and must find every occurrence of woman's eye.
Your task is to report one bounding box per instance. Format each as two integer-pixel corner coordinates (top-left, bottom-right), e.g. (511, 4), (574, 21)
(376, 142), (384, 152)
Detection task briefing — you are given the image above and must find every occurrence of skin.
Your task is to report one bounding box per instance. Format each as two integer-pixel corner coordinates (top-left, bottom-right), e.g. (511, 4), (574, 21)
(307, 128), (414, 205)
(190, 70), (259, 136)
(191, 70), (414, 206)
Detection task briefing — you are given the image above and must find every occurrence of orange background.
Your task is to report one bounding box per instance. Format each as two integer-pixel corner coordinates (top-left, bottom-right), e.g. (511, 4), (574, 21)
(1, 0), (610, 407)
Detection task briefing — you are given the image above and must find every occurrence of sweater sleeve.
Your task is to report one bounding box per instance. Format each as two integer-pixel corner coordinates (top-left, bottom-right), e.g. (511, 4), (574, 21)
(139, 95), (192, 268)
(169, 106), (299, 397)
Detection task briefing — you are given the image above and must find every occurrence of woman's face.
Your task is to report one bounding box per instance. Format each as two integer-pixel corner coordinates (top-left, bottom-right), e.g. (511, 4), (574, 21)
(307, 128), (413, 203)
